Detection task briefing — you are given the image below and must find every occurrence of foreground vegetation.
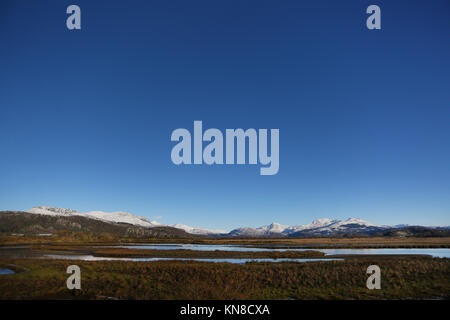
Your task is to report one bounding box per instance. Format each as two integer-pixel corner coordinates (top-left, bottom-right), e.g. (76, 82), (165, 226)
(0, 256), (448, 300)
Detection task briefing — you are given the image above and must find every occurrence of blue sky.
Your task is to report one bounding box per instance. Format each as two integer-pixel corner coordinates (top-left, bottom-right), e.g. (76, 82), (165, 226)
(1, 0), (449, 230)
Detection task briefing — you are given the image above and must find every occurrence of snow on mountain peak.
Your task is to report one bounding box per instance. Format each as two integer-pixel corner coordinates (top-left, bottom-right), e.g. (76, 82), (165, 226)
(342, 218), (375, 226)
(311, 218), (332, 224)
(27, 206), (81, 216)
(307, 218), (334, 228)
(265, 222), (288, 233)
(171, 224), (226, 235)
(86, 210), (159, 228)
(27, 206), (159, 228)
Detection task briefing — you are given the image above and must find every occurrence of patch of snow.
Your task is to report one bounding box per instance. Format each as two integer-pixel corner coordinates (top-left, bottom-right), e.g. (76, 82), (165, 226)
(27, 206), (160, 228)
(171, 224), (226, 235)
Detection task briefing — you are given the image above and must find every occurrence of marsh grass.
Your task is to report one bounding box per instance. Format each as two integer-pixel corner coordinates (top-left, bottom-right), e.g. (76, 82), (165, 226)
(0, 257), (448, 300)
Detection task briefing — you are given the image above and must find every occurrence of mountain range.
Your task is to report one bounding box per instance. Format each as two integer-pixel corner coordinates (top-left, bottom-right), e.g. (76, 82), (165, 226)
(26, 206), (225, 235)
(0, 206), (448, 238)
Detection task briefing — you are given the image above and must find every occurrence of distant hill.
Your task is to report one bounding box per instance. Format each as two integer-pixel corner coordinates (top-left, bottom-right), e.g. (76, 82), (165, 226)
(0, 211), (193, 238)
(226, 219), (450, 238)
(228, 218), (381, 237)
(374, 226), (450, 238)
(24, 206), (224, 236)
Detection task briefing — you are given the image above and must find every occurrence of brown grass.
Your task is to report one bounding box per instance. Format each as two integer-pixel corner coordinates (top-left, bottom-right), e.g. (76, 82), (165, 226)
(0, 256), (448, 300)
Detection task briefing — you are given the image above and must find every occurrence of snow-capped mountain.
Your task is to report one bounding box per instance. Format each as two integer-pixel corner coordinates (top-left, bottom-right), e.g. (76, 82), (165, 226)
(228, 218), (380, 237)
(287, 218), (380, 236)
(27, 206), (80, 217)
(27, 206), (161, 228)
(282, 218), (339, 233)
(170, 224), (226, 235)
(26, 206), (221, 235)
(228, 222), (289, 237)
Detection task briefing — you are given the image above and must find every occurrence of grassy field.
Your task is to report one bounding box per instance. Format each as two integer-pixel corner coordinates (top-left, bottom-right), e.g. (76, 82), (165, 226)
(28, 245), (325, 259)
(1, 236), (448, 300)
(2, 234), (450, 248)
(176, 237), (450, 248)
(0, 256), (448, 300)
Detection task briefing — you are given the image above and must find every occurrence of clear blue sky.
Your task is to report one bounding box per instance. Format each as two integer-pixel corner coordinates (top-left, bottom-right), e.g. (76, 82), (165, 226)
(1, 0), (449, 230)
